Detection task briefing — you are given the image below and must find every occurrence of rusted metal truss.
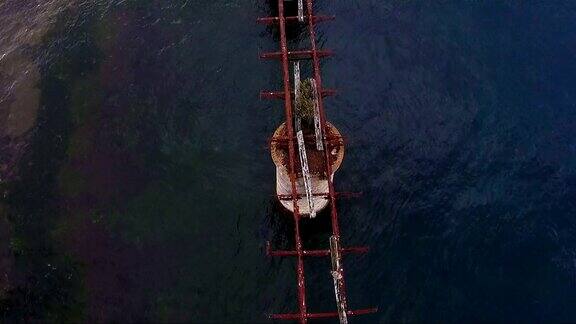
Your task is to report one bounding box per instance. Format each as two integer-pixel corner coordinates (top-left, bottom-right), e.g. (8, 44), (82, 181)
(259, 1), (377, 322)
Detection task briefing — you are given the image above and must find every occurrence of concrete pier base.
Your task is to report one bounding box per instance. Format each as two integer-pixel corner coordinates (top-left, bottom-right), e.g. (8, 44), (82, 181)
(271, 122), (344, 216)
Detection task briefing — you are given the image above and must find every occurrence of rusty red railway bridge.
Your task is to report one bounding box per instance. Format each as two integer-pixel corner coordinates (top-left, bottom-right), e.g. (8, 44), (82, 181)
(258, 0), (377, 323)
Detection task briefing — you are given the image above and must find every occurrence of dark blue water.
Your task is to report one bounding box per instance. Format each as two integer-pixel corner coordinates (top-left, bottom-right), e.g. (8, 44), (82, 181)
(1, 0), (575, 322)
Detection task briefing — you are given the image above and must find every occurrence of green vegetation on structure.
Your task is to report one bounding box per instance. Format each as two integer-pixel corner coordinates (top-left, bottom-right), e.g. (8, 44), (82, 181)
(296, 78), (316, 126)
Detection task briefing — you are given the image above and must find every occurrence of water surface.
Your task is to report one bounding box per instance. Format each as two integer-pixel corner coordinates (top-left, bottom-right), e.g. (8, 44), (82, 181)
(1, 0), (575, 322)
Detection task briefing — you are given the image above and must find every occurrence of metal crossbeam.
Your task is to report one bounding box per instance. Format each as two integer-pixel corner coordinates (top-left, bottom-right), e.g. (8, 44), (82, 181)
(260, 49), (333, 60)
(276, 191), (362, 200)
(270, 308), (378, 320)
(257, 15), (335, 25)
(260, 88), (337, 100)
(266, 243), (369, 257)
(270, 134), (343, 144)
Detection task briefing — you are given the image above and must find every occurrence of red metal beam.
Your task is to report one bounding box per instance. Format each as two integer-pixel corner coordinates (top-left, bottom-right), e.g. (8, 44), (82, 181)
(271, 138), (344, 145)
(304, 0), (349, 312)
(257, 15), (335, 25)
(260, 49), (333, 60)
(276, 0), (308, 322)
(276, 191), (362, 200)
(266, 244), (369, 257)
(270, 134), (343, 143)
(270, 308), (378, 320)
(260, 88), (337, 100)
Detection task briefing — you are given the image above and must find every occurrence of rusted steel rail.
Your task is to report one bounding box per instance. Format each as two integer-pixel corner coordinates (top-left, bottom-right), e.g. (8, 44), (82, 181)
(259, 0), (377, 322)
(260, 88), (337, 100)
(276, 191), (362, 201)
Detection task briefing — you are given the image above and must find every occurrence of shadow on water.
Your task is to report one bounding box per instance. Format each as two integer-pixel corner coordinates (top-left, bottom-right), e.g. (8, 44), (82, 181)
(267, 200), (333, 251)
